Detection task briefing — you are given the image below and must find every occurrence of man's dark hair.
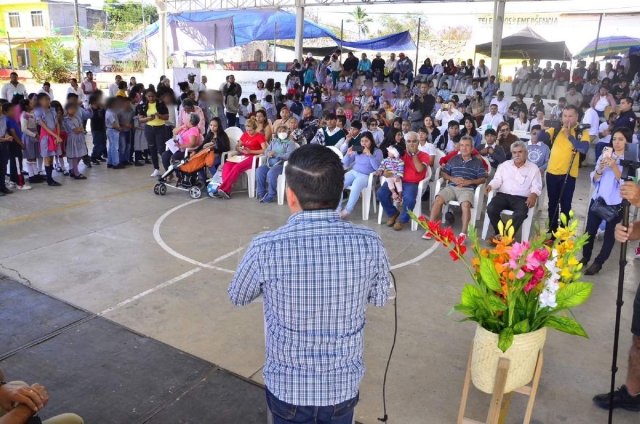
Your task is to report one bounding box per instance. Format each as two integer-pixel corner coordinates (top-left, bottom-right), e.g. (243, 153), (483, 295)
(530, 125), (542, 131)
(285, 144), (344, 210)
(580, 101), (590, 109)
(2, 102), (14, 114)
(66, 93), (79, 101)
(351, 120), (362, 130)
(563, 104), (579, 115)
(326, 112), (337, 120)
(558, 97), (566, 103)
(337, 115), (347, 126)
(249, 94), (257, 102)
(265, 94), (273, 103)
(447, 120), (459, 129)
(622, 96), (634, 104)
(484, 128), (497, 136)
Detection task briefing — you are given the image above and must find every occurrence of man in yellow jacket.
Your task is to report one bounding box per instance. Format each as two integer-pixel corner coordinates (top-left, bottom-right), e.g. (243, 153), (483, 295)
(538, 104), (590, 233)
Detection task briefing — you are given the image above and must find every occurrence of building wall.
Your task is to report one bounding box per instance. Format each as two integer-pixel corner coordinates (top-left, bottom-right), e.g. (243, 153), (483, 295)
(0, 1), (52, 39)
(47, 2), (87, 36)
(86, 8), (106, 31)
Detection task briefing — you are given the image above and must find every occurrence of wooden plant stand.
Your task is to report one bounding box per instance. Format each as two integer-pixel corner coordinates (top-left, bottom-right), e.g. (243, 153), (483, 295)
(457, 343), (544, 424)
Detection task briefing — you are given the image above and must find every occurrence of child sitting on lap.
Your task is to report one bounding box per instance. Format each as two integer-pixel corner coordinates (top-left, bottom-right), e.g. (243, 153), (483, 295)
(377, 144), (405, 202)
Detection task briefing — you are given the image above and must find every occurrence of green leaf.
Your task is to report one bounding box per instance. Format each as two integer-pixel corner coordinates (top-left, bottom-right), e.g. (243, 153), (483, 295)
(487, 295), (508, 312)
(498, 327), (514, 352)
(556, 283), (593, 309)
(479, 257), (501, 292)
(453, 304), (476, 316)
(461, 285), (482, 307)
(513, 319), (530, 335)
(544, 316), (588, 338)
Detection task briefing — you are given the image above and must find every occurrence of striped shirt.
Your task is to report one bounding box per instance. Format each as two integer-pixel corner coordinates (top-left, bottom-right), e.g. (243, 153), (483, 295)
(444, 154), (487, 190)
(228, 210), (391, 406)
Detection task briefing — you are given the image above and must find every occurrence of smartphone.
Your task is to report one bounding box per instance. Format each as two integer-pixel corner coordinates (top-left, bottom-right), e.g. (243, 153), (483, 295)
(602, 146), (612, 159)
(352, 145), (364, 153)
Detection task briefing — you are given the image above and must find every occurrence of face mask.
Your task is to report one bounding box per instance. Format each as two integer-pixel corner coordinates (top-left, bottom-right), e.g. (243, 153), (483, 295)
(277, 132), (288, 140)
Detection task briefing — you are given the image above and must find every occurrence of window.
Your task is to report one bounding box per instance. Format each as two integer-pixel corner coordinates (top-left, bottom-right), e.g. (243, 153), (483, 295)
(31, 11), (43, 27)
(8, 12), (20, 28)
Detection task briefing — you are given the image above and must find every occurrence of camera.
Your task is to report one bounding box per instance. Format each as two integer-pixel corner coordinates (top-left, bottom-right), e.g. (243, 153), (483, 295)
(621, 143), (640, 181)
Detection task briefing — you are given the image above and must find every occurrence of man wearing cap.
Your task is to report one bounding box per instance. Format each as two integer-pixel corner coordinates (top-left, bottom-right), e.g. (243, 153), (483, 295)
(385, 53), (397, 82)
(371, 52), (386, 82)
(393, 53), (414, 86)
(357, 53), (372, 80)
(188, 73), (200, 100)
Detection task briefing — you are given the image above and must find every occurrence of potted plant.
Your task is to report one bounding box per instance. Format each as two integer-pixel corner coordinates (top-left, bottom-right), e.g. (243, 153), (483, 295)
(409, 211), (593, 393)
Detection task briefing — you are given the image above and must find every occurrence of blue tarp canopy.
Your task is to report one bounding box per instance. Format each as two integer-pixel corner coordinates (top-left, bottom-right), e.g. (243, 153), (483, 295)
(108, 9), (414, 60)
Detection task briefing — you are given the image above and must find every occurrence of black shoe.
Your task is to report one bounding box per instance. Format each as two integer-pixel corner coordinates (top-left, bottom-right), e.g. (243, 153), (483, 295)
(28, 177), (43, 184)
(218, 189), (231, 199)
(47, 180), (61, 187)
(122, 161), (133, 166)
(21, 170), (29, 176)
(107, 164), (113, 169)
(111, 164), (125, 169)
(144, 159), (152, 164)
(579, 258), (589, 266)
(445, 211), (455, 224)
(134, 161), (144, 167)
(91, 160), (101, 165)
(594, 385), (640, 411)
(0, 187), (13, 194)
(99, 157), (108, 162)
(584, 262), (602, 275)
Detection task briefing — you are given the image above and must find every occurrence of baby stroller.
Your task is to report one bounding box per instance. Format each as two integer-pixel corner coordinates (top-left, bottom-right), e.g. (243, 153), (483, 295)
(153, 143), (216, 199)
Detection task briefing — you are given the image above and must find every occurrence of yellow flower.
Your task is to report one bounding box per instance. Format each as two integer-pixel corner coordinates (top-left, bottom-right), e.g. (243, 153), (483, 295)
(560, 267), (573, 281)
(553, 226), (574, 241)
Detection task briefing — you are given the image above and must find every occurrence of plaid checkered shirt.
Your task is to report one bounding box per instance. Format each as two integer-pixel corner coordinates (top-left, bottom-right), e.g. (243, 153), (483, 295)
(229, 209), (392, 406)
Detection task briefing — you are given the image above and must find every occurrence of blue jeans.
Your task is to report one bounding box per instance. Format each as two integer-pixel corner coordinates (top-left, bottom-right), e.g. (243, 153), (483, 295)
(106, 129), (120, 166)
(119, 130), (131, 163)
(338, 170), (371, 213)
(393, 71), (414, 85)
(546, 172), (576, 233)
(256, 163), (283, 200)
(199, 156), (221, 182)
(595, 142), (608, 161)
(377, 181), (419, 224)
(266, 389), (358, 424)
(91, 131), (106, 160)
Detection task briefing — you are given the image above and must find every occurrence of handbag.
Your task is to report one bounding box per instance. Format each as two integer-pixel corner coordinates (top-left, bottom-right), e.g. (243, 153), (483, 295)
(590, 196), (622, 222)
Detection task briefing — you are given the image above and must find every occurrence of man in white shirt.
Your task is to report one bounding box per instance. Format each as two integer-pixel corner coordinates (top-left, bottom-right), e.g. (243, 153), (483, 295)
(481, 104), (505, 129)
(108, 75), (122, 98)
(384, 53), (397, 82)
(474, 59), (489, 87)
(600, 63), (615, 81)
(201, 75), (208, 90)
(37, 82), (54, 100)
(67, 78), (85, 104)
(1, 72), (27, 100)
(464, 79), (483, 105)
(490, 91), (508, 117)
(484, 140), (542, 241)
(512, 60), (529, 96)
(81, 72), (97, 108)
(581, 101), (600, 144)
(187, 73), (200, 100)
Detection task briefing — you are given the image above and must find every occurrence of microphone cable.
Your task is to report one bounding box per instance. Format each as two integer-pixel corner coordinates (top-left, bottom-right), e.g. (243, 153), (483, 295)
(378, 271), (398, 423)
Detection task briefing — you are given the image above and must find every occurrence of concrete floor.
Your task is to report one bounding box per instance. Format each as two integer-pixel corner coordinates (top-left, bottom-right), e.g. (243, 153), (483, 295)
(2, 154), (640, 424)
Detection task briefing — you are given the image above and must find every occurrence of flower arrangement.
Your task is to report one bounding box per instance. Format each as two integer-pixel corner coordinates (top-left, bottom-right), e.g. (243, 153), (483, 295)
(410, 210), (593, 352)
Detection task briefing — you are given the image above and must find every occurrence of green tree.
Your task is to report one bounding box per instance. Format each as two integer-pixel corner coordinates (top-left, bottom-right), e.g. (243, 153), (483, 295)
(103, 0), (158, 39)
(347, 6), (373, 40)
(28, 38), (74, 83)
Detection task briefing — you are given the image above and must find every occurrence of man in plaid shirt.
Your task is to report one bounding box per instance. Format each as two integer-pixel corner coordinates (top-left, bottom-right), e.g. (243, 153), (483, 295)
(229, 144), (392, 424)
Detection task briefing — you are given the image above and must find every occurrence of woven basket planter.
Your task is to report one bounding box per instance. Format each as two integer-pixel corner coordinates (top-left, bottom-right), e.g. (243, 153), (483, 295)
(471, 325), (547, 394)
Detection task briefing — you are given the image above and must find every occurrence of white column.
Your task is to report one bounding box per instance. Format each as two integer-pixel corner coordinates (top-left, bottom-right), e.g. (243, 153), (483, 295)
(155, 1), (167, 74)
(490, 0), (506, 79)
(294, 0), (304, 61)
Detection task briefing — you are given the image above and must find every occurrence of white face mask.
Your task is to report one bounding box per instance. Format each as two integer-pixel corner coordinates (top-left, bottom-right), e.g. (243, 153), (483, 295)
(277, 132), (288, 140)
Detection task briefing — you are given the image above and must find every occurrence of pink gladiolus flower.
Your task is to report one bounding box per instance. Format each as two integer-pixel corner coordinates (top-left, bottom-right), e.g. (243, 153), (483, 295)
(524, 280), (538, 293)
(516, 269), (525, 279)
(534, 248), (549, 263)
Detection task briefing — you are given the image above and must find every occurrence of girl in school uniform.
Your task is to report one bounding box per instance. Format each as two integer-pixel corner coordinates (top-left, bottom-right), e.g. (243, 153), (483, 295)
(105, 97), (124, 169)
(19, 98), (44, 184)
(62, 102), (89, 179)
(50, 100), (69, 176)
(34, 93), (62, 186)
(132, 110), (147, 166)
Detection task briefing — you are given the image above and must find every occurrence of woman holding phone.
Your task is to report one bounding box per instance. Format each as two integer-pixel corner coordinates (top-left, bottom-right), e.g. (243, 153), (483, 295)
(139, 89), (169, 177)
(337, 132), (382, 219)
(581, 127), (631, 275)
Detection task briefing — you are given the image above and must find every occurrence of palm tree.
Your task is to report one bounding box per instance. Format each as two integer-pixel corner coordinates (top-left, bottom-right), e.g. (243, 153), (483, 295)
(347, 6), (373, 40)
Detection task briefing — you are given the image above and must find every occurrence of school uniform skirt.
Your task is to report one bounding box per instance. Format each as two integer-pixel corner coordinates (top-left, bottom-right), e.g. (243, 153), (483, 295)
(21, 132), (40, 159)
(40, 135), (62, 157)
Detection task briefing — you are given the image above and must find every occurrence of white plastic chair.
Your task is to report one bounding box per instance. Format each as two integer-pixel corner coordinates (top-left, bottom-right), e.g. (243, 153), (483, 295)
(434, 177), (486, 225)
(430, 150), (447, 206)
(327, 145), (344, 161)
(537, 170), (548, 216)
(481, 190), (537, 242)
(377, 167), (432, 231)
(221, 129), (262, 198)
(345, 172), (377, 220)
